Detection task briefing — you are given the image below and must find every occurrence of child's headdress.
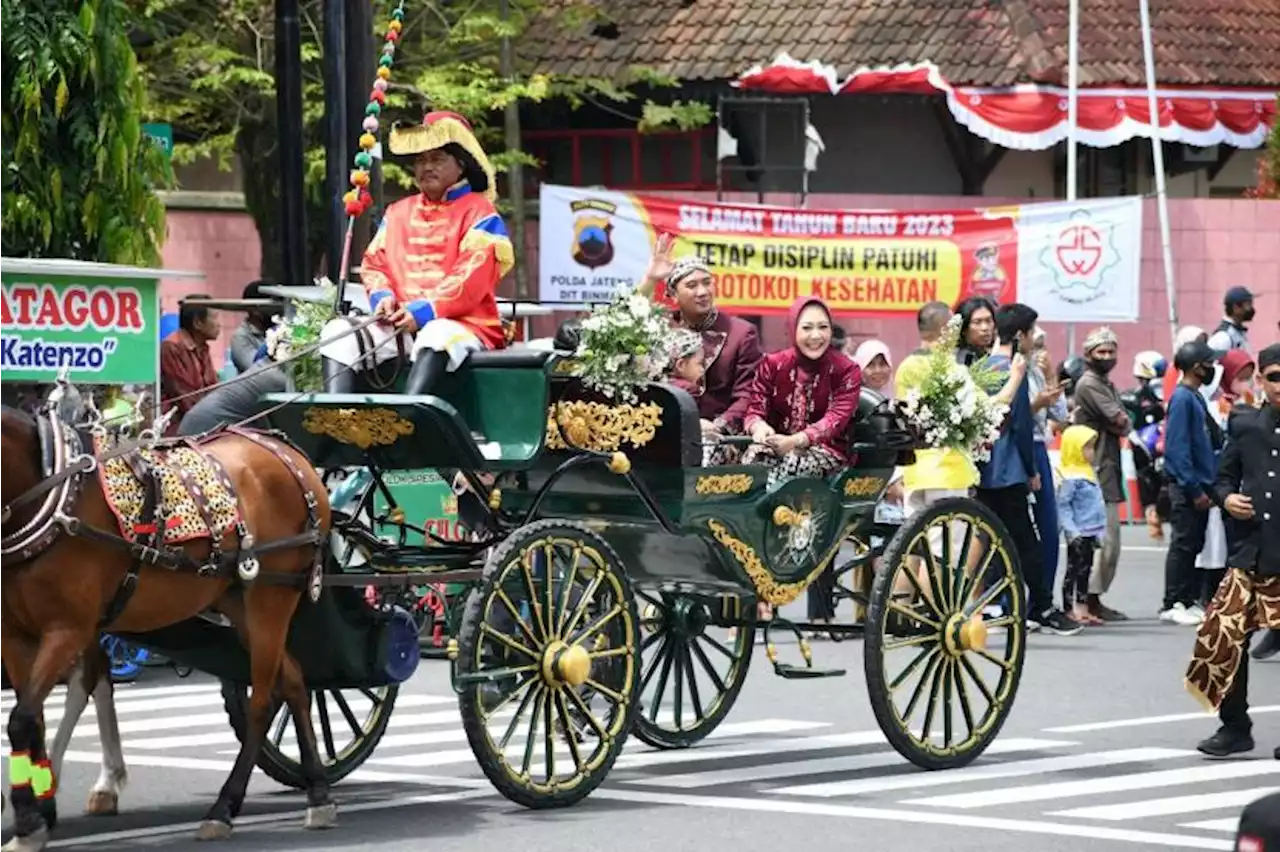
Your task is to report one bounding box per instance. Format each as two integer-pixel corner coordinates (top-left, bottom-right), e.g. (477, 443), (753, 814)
(667, 328), (703, 362)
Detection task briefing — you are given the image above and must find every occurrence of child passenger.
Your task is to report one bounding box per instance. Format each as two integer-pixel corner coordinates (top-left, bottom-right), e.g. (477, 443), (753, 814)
(1056, 425), (1108, 626)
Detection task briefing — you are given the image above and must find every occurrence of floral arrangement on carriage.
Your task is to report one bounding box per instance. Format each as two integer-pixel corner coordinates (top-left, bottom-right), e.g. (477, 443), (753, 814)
(264, 279), (339, 392)
(896, 314), (1009, 464)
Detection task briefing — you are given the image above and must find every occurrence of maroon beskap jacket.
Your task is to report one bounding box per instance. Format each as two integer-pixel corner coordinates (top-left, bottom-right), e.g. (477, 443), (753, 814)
(682, 312), (763, 430)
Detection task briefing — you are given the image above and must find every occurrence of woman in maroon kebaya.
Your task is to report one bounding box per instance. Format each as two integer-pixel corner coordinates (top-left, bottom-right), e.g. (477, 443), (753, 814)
(743, 296), (862, 484)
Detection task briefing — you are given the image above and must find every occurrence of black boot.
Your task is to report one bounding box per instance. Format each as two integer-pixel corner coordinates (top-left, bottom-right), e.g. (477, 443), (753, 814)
(1197, 725), (1254, 757)
(323, 357), (359, 395)
(404, 350), (449, 396)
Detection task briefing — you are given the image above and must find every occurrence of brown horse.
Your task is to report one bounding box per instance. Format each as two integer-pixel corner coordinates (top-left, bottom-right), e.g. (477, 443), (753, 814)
(1, 402), (334, 851)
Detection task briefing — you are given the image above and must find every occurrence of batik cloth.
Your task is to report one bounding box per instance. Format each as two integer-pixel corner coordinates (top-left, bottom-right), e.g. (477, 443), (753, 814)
(1184, 568), (1280, 710)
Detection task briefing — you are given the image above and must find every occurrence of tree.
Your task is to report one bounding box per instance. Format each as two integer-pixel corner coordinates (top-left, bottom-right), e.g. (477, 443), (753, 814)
(2, 0), (172, 264)
(1245, 95), (1279, 199)
(132, 0), (710, 280)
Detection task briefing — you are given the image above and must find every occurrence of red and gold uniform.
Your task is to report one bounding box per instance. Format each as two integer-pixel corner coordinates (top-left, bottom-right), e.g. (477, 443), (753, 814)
(321, 112), (514, 374)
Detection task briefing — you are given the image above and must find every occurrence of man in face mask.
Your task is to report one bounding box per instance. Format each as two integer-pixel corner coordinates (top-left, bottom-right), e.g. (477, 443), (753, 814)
(1207, 286), (1256, 355)
(1070, 327), (1131, 621)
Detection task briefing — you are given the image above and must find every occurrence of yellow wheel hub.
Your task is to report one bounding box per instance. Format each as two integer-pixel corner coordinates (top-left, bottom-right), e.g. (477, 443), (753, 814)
(541, 640), (592, 687)
(943, 612), (988, 656)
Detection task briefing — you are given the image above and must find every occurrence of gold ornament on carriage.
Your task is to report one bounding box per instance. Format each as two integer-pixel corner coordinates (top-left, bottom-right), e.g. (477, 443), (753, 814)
(707, 518), (850, 607)
(695, 474), (754, 496)
(302, 407), (416, 449)
(544, 400), (663, 453)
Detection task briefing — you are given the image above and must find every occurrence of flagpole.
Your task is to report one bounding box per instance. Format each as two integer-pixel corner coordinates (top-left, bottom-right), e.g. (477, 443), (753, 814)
(1065, 0), (1079, 354)
(1139, 0), (1180, 350)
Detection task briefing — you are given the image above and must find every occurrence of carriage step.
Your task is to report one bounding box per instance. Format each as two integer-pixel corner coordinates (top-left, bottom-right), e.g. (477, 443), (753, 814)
(773, 663), (847, 680)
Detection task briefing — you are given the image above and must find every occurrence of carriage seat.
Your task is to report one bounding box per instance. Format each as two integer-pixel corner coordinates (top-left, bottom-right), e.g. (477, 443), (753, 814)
(846, 387), (916, 469)
(462, 349), (557, 370)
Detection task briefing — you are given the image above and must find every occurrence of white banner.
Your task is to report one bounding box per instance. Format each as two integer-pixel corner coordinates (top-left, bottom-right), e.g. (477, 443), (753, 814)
(537, 185), (654, 305)
(1014, 195), (1143, 323)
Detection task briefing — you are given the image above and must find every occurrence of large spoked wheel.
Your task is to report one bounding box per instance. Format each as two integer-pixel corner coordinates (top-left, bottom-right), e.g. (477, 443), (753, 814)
(632, 589), (754, 749)
(221, 681), (397, 788)
(864, 497), (1026, 770)
(456, 519), (640, 809)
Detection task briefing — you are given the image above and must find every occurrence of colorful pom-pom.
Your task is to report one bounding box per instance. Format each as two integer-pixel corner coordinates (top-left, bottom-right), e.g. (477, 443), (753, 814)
(382, 43), (396, 57)
(351, 170), (370, 187)
(373, 78), (389, 92)
(355, 151), (373, 168)
(388, 19), (402, 32)
(362, 115), (379, 132)
(377, 66), (391, 80)
(359, 132), (376, 150)
(370, 89), (387, 105)
(392, 8), (404, 20)
(345, 199), (364, 216)
(385, 29), (399, 43)
(365, 102), (382, 116)
(378, 54), (393, 68)
(343, 189), (359, 204)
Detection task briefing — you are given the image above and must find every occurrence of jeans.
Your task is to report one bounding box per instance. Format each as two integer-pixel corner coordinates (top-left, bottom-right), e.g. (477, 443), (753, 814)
(976, 483), (1051, 617)
(1032, 442), (1060, 593)
(1163, 484), (1210, 610)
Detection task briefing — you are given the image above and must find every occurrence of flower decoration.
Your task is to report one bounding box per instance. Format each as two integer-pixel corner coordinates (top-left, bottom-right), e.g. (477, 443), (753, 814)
(897, 314), (1009, 464)
(266, 279), (340, 392)
(572, 289), (679, 403)
(343, 2), (406, 218)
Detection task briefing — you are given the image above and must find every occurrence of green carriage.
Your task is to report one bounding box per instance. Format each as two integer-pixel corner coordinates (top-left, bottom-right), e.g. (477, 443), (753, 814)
(195, 346), (1025, 807)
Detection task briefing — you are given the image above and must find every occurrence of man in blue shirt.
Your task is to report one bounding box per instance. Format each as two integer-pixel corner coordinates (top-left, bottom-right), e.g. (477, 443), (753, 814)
(977, 303), (1081, 636)
(1161, 340), (1222, 624)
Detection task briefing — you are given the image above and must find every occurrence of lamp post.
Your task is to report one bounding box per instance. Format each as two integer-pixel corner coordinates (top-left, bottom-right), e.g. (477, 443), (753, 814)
(275, 0), (307, 288)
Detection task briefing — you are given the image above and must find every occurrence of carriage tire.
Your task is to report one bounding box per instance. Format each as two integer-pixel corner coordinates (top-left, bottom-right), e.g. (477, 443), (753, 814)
(457, 519), (641, 810)
(864, 497), (1026, 771)
(220, 679), (397, 789)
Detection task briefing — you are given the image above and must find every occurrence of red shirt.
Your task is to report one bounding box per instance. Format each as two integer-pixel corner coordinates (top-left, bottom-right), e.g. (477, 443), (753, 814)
(160, 329), (217, 434)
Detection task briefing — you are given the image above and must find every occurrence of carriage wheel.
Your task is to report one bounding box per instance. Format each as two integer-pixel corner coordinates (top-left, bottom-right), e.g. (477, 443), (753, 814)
(632, 589), (754, 749)
(221, 681), (397, 788)
(864, 497), (1026, 771)
(456, 519), (640, 809)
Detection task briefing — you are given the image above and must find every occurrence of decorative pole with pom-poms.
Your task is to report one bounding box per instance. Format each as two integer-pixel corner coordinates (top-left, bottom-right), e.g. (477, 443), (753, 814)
(334, 1), (406, 316)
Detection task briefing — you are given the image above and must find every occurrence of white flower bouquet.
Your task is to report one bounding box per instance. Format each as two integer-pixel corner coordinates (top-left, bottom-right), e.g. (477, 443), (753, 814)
(898, 315), (1009, 463)
(572, 289), (677, 403)
(265, 279), (338, 392)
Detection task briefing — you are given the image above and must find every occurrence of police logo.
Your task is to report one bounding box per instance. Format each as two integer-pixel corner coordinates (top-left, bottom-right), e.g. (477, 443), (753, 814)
(570, 199), (617, 270)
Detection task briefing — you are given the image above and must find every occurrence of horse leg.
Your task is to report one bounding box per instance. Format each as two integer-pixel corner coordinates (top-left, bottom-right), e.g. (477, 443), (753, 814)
(195, 588), (298, 841)
(276, 653), (335, 829)
(84, 648), (126, 816)
(46, 655), (87, 787)
(4, 628), (89, 852)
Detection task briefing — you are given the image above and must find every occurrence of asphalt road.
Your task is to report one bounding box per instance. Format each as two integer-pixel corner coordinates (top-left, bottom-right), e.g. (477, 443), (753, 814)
(5, 526), (1277, 852)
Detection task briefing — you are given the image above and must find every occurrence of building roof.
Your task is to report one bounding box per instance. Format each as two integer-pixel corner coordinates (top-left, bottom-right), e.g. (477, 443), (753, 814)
(522, 0), (1280, 88)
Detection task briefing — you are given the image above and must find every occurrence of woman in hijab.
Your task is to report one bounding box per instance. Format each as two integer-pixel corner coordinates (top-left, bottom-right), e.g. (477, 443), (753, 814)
(743, 296), (862, 483)
(1195, 349), (1257, 607)
(853, 340), (893, 395)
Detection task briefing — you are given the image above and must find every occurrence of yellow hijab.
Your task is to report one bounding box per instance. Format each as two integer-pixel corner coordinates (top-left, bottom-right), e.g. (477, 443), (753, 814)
(1059, 424), (1099, 483)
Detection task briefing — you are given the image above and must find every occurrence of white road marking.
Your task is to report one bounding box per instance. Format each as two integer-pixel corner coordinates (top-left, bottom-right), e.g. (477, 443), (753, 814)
(1044, 706), (1280, 733)
(1179, 818), (1241, 833)
(903, 761), (1280, 808)
(770, 747), (1187, 798)
(1049, 786), (1279, 820)
(615, 730), (889, 770)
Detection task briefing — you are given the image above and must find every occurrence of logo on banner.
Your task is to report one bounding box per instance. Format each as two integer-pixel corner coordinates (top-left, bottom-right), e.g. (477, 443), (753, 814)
(969, 241), (1008, 298)
(1039, 208), (1125, 304)
(569, 198), (617, 270)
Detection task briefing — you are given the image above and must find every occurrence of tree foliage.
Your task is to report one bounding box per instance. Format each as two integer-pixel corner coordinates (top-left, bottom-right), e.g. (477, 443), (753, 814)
(2, 0), (172, 264)
(133, 0), (711, 278)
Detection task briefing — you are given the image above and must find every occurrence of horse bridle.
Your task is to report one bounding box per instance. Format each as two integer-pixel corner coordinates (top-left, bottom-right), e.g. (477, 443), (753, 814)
(0, 414), (96, 565)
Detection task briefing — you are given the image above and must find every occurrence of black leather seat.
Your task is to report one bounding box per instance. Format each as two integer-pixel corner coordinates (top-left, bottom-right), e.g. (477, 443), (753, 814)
(462, 349), (557, 369)
(847, 388), (916, 468)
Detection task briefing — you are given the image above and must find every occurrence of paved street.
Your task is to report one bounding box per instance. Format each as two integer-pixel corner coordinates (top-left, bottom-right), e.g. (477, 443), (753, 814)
(5, 527), (1277, 852)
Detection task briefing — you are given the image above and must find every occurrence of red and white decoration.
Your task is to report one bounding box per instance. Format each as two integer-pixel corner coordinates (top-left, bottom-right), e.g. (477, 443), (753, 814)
(732, 54), (1277, 150)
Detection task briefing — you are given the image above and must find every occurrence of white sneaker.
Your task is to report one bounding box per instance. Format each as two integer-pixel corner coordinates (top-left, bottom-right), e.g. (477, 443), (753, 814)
(1185, 604), (1207, 621)
(1160, 603), (1203, 626)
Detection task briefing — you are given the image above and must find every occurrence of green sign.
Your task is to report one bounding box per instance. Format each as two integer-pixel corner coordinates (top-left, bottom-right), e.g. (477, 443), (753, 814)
(374, 470), (467, 543)
(1, 271), (159, 384)
(142, 122), (173, 160)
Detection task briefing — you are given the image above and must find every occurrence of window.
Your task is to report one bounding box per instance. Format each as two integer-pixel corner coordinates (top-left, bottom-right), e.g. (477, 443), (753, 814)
(522, 128), (717, 195)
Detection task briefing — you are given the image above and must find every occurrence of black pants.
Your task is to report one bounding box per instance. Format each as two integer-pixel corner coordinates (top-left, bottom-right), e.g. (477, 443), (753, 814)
(808, 564), (837, 620)
(1220, 633), (1252, 733)
(976, 484), (1051, 617)
(1163, 484), (1209, 610)
(1063, 536), (1097, 609)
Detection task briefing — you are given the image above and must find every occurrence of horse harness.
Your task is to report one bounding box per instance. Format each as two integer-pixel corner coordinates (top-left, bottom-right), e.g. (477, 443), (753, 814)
(0, 412), (327, 630)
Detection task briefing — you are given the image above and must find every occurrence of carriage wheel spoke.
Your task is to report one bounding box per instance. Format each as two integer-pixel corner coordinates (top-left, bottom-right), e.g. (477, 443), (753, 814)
(974, 648), (1013, 671)
(937, 518), (955, 611)
(500, 677), (540, 751)
(639, 630), (664, 655)
(909, 533), (948, 616)
(358, 687), (386, 707)
(942, 659), (955, 748)
(950, 521), (972, 607)
(920, 654), (945, 743)
(520, 551), (549, 642)
(483, 674), (536, 723)
(555, 546), (582, 638)
(700, 631), (740, 661)
(959, 655), (997, 707)
(520, 685), (543, 776)
(331, 690), (363, 740)
(984, 615), (1017, 630)
(671, 638), (685, 730)
(566, 687), (609, 740)
(480, 623), (539, 660)
(960, 540), (1000, 609)
(952, 657), (978, 739)
(889, 643), (939, 691)
(682, 643), (704, 723)
(589, 645), (630, 660)
(495, 588), (542, 650)
(561, 570), (604, 641)
(648, 639), (677, 722)
(586, 678), (625, 706)
(541, 687), (556, 782)
(884, 633), (940, 652)
(886, 599), (941, 631)
(689, 636), (727, 694)
(901, 650), (941, 725)
(315, 692), (338, 761)
(568, 604), (621, 647)
(555, 690), (584, 772)
(966, 575), (1011, 619)
(896, 552), (945, 620)
(640, 637), (670, 697)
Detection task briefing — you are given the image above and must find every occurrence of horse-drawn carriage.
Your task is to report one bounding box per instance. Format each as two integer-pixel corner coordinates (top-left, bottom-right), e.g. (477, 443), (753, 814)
(104, 347), (1026, 809)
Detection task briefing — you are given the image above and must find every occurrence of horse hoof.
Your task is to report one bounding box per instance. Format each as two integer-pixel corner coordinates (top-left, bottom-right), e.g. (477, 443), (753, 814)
(195, 820), (233, 841)
(86, 790), (119, 816)
(304, 803), (338, 830)
(1, 827), (49, 852)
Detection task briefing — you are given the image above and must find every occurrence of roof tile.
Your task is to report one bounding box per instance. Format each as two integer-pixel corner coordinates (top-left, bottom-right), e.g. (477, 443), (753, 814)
(521, 0), (1280, 87)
